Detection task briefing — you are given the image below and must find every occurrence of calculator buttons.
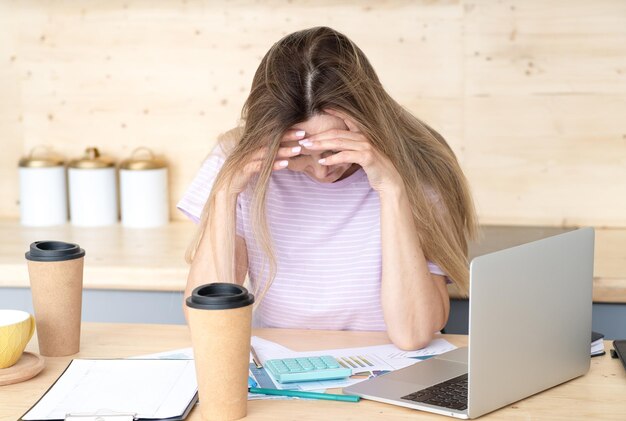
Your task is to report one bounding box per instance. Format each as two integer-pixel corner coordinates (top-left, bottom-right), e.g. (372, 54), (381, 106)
(265, 355), (352, 383)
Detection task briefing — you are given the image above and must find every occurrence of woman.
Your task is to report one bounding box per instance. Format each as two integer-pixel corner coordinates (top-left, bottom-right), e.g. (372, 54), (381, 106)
(179, 27), (477, 350)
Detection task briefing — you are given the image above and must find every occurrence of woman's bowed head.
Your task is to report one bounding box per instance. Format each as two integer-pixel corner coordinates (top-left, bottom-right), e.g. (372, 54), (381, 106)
(184, 27), (477, 350)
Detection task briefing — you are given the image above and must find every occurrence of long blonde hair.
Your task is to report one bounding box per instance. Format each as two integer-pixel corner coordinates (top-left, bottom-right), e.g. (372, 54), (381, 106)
(187, 26), (478, 299)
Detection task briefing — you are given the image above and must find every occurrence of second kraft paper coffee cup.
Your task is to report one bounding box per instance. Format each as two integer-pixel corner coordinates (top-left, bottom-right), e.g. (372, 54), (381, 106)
(186, 283), (254, 421)
(25, 241), (85, 357)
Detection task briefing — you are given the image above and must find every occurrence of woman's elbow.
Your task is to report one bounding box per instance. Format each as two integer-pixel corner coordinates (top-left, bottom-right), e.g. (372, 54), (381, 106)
(388, 329), (435, 351)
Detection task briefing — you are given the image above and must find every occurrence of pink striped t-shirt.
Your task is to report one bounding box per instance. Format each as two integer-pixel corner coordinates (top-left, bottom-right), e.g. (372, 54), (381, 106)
(178, 144), (445, 331)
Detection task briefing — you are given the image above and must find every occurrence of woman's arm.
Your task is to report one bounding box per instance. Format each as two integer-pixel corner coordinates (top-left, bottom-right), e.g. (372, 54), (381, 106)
(183, 191), (249, 321)
(304, 108), (450, 350)
(182, 130), (305, 321)
(379, 184), (450, 350)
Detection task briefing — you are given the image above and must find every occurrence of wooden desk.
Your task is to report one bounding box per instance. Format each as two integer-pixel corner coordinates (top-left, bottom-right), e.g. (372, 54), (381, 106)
(2, 323), (625, 420)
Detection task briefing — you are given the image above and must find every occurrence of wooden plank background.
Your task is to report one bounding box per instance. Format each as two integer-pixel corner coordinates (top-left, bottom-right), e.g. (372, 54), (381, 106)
(1, 0), (625, 226)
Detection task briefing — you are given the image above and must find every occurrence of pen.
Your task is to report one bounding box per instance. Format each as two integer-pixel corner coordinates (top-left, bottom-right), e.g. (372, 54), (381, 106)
(250, 345), (263, 369)
(248, 387), (360, 402)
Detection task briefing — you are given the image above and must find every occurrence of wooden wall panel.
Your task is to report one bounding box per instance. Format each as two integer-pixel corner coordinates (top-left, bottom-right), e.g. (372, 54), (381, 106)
(465, 95), (626, 226)
(1, 0), (625, 227)
(1, 0), (464, 221)
(464, 1), (626, 96)
(464, 0), (626, 226)
(0, 3), (23, 217)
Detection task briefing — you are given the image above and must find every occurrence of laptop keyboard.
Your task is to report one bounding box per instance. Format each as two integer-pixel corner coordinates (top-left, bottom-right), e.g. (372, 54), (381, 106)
(401, 373), (468, 411)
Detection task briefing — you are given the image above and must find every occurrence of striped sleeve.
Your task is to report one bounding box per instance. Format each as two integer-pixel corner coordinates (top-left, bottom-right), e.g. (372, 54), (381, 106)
(177, 144), (244, 236)
(176, 145), (226, 224)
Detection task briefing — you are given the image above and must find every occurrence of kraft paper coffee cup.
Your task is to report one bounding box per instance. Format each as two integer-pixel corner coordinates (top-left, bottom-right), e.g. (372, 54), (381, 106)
(186, 283), (254, 421)
(25, 241), (85, 357)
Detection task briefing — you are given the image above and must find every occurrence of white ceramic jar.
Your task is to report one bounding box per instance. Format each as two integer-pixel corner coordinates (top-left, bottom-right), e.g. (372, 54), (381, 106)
(18, 147), (68, 226)
(119, 147), (169, 228)
(68, 147), (118, 226)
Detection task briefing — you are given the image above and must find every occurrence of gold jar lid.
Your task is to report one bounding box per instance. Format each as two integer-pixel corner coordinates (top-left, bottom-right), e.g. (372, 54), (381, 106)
(120, 147), (167, 170)
(68, 147), (115, 169)
(18, 146), (65, 168)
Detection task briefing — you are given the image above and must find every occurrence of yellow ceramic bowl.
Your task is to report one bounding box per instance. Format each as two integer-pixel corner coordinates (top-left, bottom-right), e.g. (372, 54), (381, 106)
(0, 309), (35, 369)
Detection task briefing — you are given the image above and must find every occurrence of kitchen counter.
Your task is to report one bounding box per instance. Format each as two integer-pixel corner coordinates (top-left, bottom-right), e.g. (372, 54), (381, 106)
(0, 219), (195, 291)
(1, 219), (624, 302)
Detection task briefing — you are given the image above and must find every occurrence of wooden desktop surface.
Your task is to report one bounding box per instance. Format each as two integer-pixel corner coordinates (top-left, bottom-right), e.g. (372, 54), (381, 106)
(1, 323), (625, 420)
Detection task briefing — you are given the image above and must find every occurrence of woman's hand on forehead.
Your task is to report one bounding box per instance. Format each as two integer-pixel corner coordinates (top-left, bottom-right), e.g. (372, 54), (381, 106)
(281, 131), (335, 157)
(283, 112), (349, 157)
(226, 129), (304, 194)
(277, 129), (307, 157)
(297, 108), (403, 192)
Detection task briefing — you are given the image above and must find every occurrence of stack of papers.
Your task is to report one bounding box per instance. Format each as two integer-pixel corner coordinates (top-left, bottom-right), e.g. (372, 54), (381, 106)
(136, 336), (457, 394)
(591, 331), (605, 357)
(133, 332), (603, 389)
(250, 336), (456, 391)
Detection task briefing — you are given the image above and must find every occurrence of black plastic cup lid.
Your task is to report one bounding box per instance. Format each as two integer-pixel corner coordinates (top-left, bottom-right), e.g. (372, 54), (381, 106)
(25, 241), (85, 262)
(186, 283), (254, 310)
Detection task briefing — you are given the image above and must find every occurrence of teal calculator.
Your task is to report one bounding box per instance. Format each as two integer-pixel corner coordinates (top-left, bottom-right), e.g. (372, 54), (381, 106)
(264, 355), (352, 384)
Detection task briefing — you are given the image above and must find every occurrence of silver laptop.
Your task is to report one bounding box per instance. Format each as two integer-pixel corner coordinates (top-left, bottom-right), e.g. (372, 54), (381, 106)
(344, 228), (594, 419)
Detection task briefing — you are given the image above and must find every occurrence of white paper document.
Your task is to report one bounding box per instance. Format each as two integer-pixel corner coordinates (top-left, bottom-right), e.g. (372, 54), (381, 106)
(134, 347), (194, 360)
(22, 359), (197, 420)
(135, 345), (258, 364)
(135, 343), (282, 401)
(250, 336), (457, 391)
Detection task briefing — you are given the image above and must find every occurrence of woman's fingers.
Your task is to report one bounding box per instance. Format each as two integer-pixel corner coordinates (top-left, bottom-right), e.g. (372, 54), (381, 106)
(273, 159), (290, 170)
(239, 129), (306, 185)
(232, 144), (291, 193)
(244, 158), (289, 176)
(302, 129), (363, 143)
(276, 145), (302, 159)
(298, 128), (367, 153)
(281, 129), (307, 142)
(300, 136), (368, 152)
(318, 150), (371, 167)
(247, 142), (300, 166)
